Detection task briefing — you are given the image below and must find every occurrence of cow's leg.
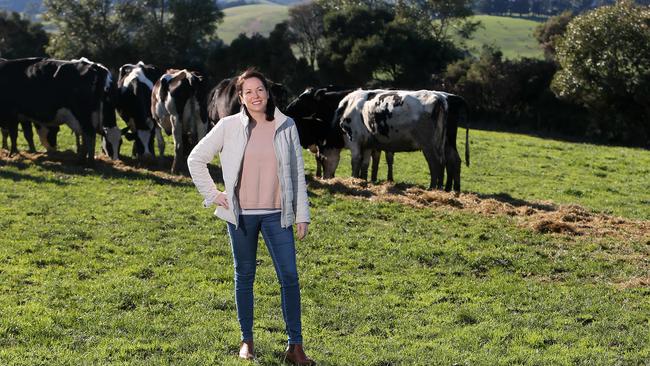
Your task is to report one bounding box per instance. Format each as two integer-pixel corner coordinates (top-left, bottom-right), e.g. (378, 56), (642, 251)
(79, 130), (96, 164)
(422, 147), (443, 190)
(155, 127), (165, 157)
(171, 116), (185, 174)
(385, 151), (394, 182)
(7, 123), (18, 156)
(21, 121), (36, 152)
(445, 146), (461, 193)
(350, 146), (363, 178)
(370, 150), (380, 182)
(359, 149), (372, 181)
(36, 125), (57, 152)
(1, 128), (8, 150)
(315, 155), (322, 178)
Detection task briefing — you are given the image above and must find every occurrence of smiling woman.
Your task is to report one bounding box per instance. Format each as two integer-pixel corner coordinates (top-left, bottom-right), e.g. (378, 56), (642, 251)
(187, 69), (314, 364)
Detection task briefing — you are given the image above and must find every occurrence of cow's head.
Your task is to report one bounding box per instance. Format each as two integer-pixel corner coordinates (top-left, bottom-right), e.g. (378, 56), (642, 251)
(319, 146), (341, 179)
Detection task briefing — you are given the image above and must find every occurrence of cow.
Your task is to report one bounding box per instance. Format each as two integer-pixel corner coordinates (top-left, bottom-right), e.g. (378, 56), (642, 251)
(116, 61), (164, 158)
(320, 89), (454, 190)
(0, 57), (121, 163)
(206, 77), (289, 124)
(285, 86), (354, 178)
(151, 69), (209, 174)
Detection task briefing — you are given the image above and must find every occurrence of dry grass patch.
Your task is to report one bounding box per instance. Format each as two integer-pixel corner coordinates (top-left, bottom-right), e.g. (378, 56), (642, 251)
(309, 177), (650, 241)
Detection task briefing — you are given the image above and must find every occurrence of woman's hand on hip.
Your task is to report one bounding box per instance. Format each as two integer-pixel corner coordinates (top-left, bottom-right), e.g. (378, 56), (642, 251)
(214, 192), (229, 209)
(296, 222), (309, 240)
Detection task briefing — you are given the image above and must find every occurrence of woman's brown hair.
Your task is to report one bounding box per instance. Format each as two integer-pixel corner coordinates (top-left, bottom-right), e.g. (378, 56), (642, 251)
(236, 68), (275, 121)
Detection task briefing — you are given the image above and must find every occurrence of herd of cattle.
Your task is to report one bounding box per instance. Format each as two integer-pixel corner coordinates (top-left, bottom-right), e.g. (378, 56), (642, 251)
(0, 57), (469, 192)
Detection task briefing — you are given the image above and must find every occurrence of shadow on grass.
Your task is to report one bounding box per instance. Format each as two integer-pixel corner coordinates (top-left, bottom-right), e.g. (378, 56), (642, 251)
(0, 150), (224, 187)
(477, 192), (556, 212)
(0, 168), (71, 186)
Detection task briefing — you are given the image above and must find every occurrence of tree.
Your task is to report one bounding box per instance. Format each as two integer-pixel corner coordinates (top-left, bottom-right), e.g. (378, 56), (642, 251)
(43, 0), (223, 68)
(534, 10), (573, 60)
(395, 0), (480, 42)
(0, 11), (49, 58)
(287, 2), (325, 69)
(317, 6), (394, 85)
(552, 0), (650, 145)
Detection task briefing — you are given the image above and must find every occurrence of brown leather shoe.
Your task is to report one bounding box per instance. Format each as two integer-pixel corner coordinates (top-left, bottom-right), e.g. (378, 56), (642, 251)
(239, 340), (255, 360)
(284, 344), (315, 365)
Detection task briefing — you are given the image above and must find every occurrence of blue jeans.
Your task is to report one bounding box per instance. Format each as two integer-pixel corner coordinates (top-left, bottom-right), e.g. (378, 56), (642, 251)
(227, 212), (303, 344)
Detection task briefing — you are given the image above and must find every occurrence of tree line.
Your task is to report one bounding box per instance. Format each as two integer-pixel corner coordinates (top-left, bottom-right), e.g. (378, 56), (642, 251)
(0, 0), (648, 147)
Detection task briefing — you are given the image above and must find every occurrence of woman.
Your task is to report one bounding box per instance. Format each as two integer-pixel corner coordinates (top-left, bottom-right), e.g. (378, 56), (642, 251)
(187, 69), (314, 365)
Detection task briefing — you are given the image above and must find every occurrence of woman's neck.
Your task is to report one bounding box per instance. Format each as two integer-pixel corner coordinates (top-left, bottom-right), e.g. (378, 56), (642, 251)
(247, 110), (267, 124)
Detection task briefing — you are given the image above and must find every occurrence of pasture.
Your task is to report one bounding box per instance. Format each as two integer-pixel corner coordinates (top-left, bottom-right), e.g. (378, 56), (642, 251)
(1, 126), (649, 365)
(454, 15), (544, 59)
(218, 4), (290, 44)
(217, 6), (543, 60)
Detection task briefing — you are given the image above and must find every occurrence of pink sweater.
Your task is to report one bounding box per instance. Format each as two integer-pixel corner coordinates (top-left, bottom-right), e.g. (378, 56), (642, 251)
(237, 120), (281, 210)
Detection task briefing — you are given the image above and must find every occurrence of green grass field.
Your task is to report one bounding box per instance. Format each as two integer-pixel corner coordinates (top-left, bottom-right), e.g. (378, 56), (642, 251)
(455, 15), (544, 59)
(1, 125), (649, 365)
(218, 4), (290, 45)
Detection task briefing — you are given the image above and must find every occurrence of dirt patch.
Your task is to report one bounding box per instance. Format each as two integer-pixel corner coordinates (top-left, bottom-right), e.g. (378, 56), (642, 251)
(308, 177), (650, 241)
(614, 277), (650, 289)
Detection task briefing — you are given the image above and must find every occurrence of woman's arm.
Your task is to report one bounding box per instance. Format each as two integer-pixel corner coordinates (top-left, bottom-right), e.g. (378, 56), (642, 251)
(290, 122), (310, 224)
(187, 122), (226, 208)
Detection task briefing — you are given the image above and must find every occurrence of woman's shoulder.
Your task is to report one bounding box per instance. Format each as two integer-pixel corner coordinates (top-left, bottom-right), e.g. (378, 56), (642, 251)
(217, 113), (244, 129)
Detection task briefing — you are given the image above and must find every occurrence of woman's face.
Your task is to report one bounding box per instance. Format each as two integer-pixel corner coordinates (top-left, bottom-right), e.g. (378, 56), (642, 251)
(240, 77), (268, 115)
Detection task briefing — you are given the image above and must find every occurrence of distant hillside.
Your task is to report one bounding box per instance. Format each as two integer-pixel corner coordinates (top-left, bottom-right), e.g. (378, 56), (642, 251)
(217, 8), (543, 59)
(217, 3), (289, 44)
(216, 0), (300, 9)
(456, 15), (543, 59)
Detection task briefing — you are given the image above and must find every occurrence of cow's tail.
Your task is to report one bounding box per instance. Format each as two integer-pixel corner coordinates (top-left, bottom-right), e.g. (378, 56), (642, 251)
(460, 100), (470, 167)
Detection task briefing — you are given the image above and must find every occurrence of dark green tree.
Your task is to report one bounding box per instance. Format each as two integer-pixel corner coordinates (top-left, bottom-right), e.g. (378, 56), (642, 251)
(43, 0), (223, 68)
(0, 11), (49, 58)
(534, 10), (573, 61)
(552, 0), (650, 145)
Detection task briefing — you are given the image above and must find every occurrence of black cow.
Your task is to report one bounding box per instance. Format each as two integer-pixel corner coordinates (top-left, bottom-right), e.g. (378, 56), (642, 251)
(116, 61), (164, 158)
(151, 69), (209, 174)
(0, 57), (121, 163)
(285, 86), (354, 177)
(206, 77), (289, 124)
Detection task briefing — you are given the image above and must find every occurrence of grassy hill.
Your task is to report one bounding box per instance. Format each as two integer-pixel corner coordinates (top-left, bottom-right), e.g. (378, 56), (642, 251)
(457, 15), (544, 59)
(217, 3), (290, 44)
(218, 6), (543, 59)
(1, 124), (649, 364)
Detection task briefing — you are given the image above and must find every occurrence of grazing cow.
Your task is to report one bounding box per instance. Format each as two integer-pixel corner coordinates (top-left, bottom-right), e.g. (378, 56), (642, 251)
(0, 57), (121, 163)
(151, 69), (209, 174)
(207, 77), (289, 124)
(116, 61), (164, 158)
(285, 86), (354, 177)
(320, 89), (450, 190)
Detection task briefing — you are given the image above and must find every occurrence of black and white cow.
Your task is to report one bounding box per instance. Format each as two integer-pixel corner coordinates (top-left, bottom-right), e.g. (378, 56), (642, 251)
(207, 77), (289, 125)
(321, 89), (452, 190)
(151, 69), (209, 174)
(285, 86), (354, 177)
(0, 57), (121, 163)
(116, 61), (164, 158)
